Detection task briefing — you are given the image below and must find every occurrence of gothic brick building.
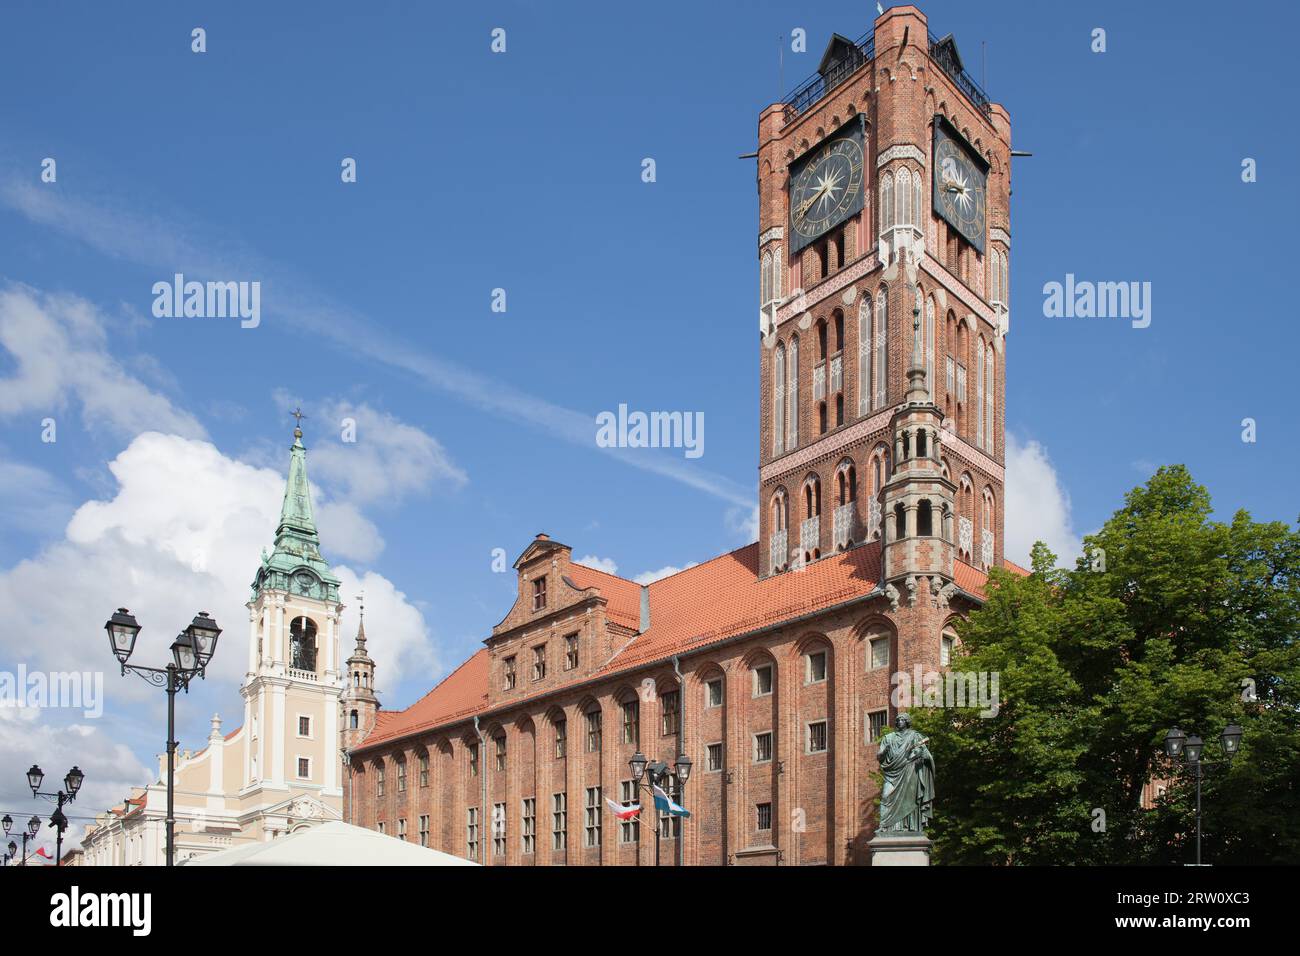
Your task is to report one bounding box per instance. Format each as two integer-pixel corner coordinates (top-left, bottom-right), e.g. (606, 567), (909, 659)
(343, 4), (1023, 866)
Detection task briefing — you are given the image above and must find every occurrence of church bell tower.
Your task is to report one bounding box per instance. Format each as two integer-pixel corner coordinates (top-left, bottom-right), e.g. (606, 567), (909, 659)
(242, 413), (345, 805)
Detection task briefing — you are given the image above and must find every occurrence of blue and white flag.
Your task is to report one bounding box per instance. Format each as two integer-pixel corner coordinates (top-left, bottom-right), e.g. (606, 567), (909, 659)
(652, 783), (690, 818)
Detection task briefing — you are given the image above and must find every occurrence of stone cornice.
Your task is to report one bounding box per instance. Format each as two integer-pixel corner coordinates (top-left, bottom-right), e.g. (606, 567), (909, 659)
(760, 407), (894, 483)
(774, 253), (882, 329)
(876, 144), (925, 168)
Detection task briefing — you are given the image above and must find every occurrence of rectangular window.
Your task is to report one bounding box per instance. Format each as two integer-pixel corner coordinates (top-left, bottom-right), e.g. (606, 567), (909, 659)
(397, 761), (407, 791)
(661, 690), (680, 737)
(807, 651), (827, 683)
(870, 636), (890, 670)
(377, 766), (385, 796)
(564, 633), (579, 670)
(419, 752), (429, 787)
(522, 798), (536, 854)
(503, 655), (516, 691)
(658, 778), (681, 840)
(586, 710), (603, 752)
(532, 644), (547, 681)
(555, 719), (567, 759)
(552, 792), (567, 851)
(493, 802), (506, 857)
(297, 757), (310, 779)
(807, 720), (828, 754)
(466, 807), (479, 861)
(495, 735), (507, 772)
(532, 577), (547, 611)
(418, 814), (429, 847)
(298, 716), (311, 737)
(397, 818), (407, 842)
(754, 731), (773, 763)
(866, 710), (888, 744)
(585, 787), (602, 848)
(757, 802), (773, 831)
(377, 820), (386, 835)
(941, 634), (955, 667)
(754, 665), (774, 697)
(618, 780), (640, 844)
(706, 742), (724, 772)
(468, 743), (479, 778)
(621, 699), (640, 745)
(706, 679), (723, 708)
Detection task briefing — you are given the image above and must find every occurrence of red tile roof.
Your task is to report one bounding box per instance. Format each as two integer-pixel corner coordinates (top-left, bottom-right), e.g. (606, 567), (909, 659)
(565, 562), (642, 630)
(356, 542), (1017, 753)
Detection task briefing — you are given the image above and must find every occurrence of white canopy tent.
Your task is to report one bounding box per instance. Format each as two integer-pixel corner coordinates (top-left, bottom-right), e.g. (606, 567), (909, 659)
(183, 821), (480, 867)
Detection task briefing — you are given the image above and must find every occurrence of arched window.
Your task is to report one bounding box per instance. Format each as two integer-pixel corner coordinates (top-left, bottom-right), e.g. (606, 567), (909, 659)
(912, 286), (924, 368)
(788, 335), (800, 448)
(761, 251), (772, 305)
(925, 296), (936, 398)
(804, 475), (821, 519)
(984, 341), (995, 453)
(894, 502), (906, 540)
(289, 616), (317, 672)
(874, 289), (888, 409)
(350, 709), (359, 729)
(836, 461), (857, 505)
(773, 343), (786, 456)
(881, 171), (894, 232)
(771, 488), (788, 531)
(897, 168), (910, 228)
(912, 169), (923, 229)
(975, 335), (986, 449)
(917, 499), (933, 537)
(857, 297), (871, 416)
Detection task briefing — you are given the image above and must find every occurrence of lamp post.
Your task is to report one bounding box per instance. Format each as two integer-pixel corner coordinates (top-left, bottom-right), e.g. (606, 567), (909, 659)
(26, 765), (84, 865)
(1163, 723), (1243, 866)
(627, 751), (692, 866)
(105, 607), (221, 867)
(2, 814), (41, 866)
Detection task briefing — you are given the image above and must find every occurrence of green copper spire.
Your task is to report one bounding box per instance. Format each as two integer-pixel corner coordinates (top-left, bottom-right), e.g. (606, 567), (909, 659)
(251, 411), (341, 601)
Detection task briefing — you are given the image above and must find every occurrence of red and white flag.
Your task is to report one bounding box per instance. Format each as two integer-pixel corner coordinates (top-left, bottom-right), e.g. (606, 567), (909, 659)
(35, 846), (52, 860)
(605, 798), (641, 821)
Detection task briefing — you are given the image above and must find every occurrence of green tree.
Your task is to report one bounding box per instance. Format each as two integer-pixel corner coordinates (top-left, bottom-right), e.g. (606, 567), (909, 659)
(914, 466), (1300, 864)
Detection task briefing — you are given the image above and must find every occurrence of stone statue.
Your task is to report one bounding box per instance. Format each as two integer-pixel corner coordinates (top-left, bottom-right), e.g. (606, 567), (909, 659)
(877, 713), (935, 834)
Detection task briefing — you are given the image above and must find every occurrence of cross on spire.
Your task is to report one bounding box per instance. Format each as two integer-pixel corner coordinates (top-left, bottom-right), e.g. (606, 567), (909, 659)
(290, 407), (307, 439)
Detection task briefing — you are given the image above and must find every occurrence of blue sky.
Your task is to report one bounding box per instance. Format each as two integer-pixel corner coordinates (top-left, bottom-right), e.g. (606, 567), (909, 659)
(0, 0), (1296, 823)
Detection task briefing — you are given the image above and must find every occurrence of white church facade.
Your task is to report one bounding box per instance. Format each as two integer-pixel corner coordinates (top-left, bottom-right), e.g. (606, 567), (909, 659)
(77, 423), (369, 865)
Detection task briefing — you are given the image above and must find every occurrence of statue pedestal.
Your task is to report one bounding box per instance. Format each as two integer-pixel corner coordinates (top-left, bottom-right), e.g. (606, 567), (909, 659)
(868, 832), (931, 866)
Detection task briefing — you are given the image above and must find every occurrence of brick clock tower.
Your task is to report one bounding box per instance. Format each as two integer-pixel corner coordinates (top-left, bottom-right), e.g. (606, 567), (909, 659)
(756, 6), (1011, 660)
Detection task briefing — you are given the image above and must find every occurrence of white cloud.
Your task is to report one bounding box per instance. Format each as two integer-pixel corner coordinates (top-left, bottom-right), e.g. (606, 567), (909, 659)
(0, 284), (206, 440)
(633, 563), (698, 585)
(0, 433), (436, 704)
(726, 505), (759, 541)
(0, 707), (152, 852)
(1004, 432), (1081, 567)
(575, 554), (619, 574)
(304, 398), (468, 504)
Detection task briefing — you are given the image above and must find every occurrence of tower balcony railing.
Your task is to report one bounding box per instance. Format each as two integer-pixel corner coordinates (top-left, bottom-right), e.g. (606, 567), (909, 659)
(781, 31), (875, 125)
(928, 32), (993, 116)
(769, 528), (789, 571)
(833, 503), (856, 549)
(288, 667), (318, 683)
(800, 515), (821, 557)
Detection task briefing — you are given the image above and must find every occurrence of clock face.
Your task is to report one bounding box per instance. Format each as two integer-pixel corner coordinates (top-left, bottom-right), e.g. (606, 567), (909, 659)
(788, 118), (866, 254)
(932, 116), (988, 253)
(294, 571), (316, 595)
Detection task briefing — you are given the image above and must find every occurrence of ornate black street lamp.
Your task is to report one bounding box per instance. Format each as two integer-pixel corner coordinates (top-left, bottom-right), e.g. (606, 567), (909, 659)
(627, 751), (692, 865)
(105, 607), (221, 867)
(27, 765), (83, 865)
(1164, 723), (1243, 866)
(2, 814), (41, 866)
